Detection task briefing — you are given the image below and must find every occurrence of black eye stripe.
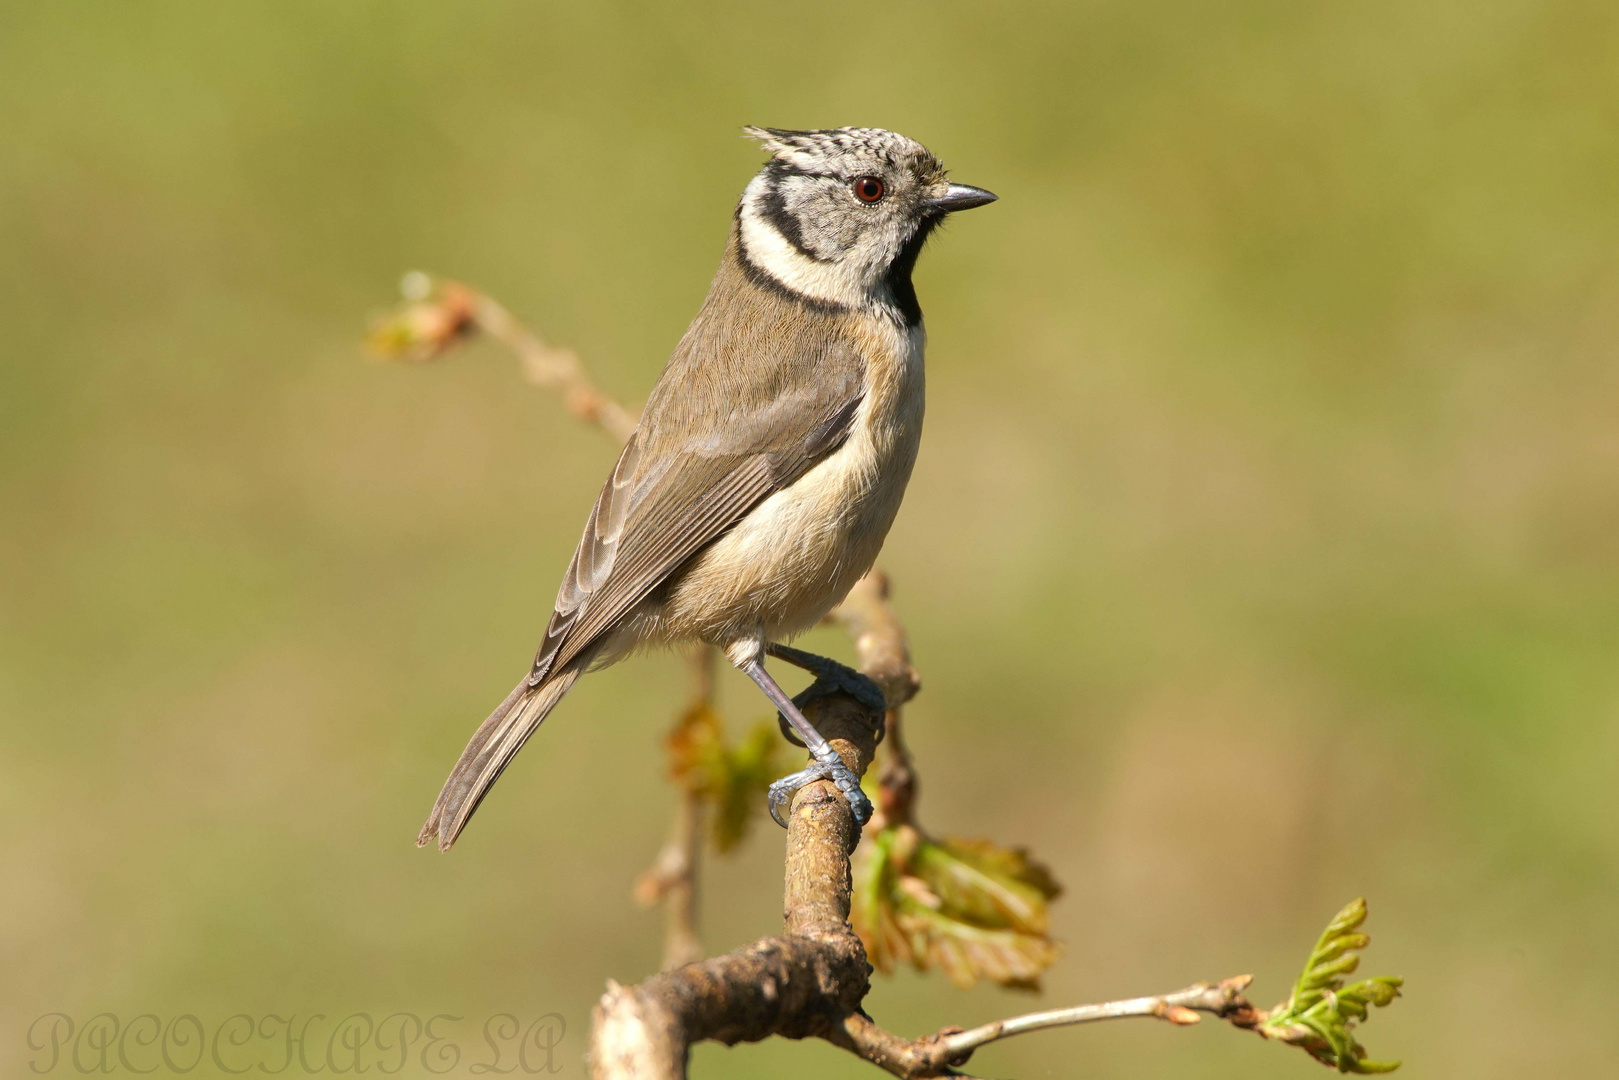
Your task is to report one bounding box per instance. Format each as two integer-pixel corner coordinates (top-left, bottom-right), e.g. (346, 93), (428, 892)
(759, 183), (832, 263)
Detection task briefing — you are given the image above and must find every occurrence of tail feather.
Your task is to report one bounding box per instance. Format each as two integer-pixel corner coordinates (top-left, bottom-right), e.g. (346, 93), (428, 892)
(417, 667), (582, 851)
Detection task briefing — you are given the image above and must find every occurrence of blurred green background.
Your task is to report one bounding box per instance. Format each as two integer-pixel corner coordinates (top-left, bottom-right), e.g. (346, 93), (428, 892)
(4, 1), (1617, 1076)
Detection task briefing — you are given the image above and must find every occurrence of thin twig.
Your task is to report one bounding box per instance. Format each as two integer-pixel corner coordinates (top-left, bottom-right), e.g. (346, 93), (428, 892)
(633, 786), (706, 969)
(374, 275), (704, 965)
(457, 285), (640, 442)
(827, 570), (921, 712)
(828, 571), (921, 828)
(367, 278), (1309, 1079)
(369, 272), (639, 441)
(826, 976), (1261, 1078)
(939, 974), (1261, 1055)
(633, 646), (716, 969)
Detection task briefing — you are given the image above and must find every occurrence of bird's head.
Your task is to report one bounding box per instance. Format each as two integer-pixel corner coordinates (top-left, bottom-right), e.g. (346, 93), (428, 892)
(736, 126), (996, 319)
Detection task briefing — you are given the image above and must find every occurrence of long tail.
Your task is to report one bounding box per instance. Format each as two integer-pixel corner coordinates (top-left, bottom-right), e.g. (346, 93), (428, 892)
(417, 666), (582, 852)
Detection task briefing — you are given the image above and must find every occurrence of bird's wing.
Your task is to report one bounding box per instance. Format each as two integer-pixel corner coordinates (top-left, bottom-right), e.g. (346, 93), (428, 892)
(527, 340), (865, 683)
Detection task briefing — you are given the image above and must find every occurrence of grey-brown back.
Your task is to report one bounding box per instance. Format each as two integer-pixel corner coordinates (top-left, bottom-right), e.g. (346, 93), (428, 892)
(529, 231), (868, 684)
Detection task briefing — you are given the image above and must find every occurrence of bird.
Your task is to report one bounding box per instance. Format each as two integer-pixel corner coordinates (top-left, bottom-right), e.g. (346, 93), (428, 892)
(418, 126), (996, 851)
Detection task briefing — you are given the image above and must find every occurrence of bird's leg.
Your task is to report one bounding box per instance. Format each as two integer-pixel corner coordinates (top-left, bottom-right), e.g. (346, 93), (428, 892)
(765, 644), (888, 746)
(738, 656), (875, 830)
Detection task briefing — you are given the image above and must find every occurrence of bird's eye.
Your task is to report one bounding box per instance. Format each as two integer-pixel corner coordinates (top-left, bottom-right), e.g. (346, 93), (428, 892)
(853, 176), (885, 203)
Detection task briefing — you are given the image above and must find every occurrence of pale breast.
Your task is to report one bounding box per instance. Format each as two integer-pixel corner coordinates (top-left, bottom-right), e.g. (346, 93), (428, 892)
(657, 314), (926, 646)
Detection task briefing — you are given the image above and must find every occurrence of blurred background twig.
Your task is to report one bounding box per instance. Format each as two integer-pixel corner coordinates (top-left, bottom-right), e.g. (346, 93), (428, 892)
(7, 5), (1617, 1076)
(368, 273), (639, 441)
(370, 278), (1401, 1078)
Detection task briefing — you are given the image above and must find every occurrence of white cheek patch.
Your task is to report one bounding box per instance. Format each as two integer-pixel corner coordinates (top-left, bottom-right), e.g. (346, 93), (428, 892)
(738, 179), (867, 308)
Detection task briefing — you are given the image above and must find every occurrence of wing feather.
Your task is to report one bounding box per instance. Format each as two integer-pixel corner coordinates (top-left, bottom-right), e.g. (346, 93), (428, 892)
(527, 340), (865, 683)
(423, 248), (878, 851)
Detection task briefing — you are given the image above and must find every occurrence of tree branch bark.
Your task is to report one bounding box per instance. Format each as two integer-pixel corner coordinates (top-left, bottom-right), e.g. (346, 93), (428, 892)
(590, 688), (880, 1079)
(589, 610), (1266, 1079)
(368, 277), (1353, 1079)
(828, 570), (921, 830)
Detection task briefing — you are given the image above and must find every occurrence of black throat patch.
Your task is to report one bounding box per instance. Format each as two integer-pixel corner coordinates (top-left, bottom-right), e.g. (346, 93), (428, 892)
(882, 214), (941, 328)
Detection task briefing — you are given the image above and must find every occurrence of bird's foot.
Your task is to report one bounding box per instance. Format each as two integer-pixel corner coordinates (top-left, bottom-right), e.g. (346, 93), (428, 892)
(767, 743), (874, 829)
(765, 644), (887, 748)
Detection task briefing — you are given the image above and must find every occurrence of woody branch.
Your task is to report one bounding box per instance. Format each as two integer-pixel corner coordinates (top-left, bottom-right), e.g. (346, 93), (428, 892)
(588, 573), (1265, 1080)
(367, 275), (1394, 1080)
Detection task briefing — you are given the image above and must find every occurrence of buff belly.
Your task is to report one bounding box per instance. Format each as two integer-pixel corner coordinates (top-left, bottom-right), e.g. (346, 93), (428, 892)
(589, 316), (925, 669)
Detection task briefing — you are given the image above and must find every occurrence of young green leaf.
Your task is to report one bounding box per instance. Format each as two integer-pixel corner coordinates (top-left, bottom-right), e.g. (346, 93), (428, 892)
(1259, 898), (1404, 1073)
(853, 824), (1063, 989)
(665, 703), (781, 853)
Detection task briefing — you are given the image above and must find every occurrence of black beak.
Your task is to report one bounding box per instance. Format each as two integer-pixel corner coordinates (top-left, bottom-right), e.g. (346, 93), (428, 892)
(927, 183), (998, 212)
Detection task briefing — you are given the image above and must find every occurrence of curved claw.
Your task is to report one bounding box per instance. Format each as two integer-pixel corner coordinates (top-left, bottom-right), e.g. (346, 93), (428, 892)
(768, 783), (795, 828)
(765, 758), (873, 830)
(841, 781), (874, 827)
